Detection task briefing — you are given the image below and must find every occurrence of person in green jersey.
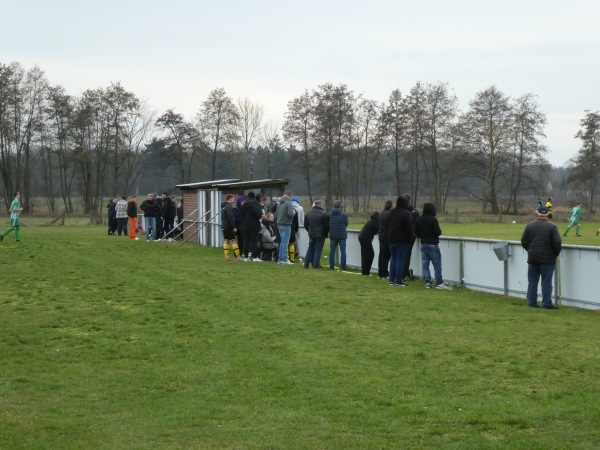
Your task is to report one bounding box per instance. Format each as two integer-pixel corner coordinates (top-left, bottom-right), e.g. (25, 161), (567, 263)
(1, 192), (23, 243)
(564, 201), (583, 236)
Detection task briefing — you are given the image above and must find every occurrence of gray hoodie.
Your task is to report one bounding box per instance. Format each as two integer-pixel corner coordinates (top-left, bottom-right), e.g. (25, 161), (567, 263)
(275, 195), (295, 226)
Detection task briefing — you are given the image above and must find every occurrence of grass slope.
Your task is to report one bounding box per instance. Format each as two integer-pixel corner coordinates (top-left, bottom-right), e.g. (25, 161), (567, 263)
(1, 227), (599, 449)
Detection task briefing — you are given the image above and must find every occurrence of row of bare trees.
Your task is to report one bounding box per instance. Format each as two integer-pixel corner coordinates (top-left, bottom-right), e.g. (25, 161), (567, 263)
(3, 60), (585, 216)
(283, 83), (550, 213)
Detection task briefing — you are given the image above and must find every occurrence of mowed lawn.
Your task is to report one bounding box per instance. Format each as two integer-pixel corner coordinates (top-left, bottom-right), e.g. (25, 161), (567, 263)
(1, 226), (599, 449)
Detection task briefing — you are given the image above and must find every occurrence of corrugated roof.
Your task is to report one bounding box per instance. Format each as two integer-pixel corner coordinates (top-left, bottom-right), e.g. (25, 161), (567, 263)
(177, 178), (290, 191)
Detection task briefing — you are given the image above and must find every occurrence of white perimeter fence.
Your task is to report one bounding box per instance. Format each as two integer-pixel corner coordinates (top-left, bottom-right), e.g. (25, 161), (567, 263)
(174, 214), (599, 311)
(294, 229), (599, 310)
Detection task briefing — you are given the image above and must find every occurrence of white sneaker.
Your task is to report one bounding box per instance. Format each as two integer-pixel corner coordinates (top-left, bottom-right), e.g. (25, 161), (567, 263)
(253, 258), (263, 262)
(436, 283), (450, 290)
(243, 258), (249, 262)
(134, 237), (139, 241)
(282, 260), (294, 265)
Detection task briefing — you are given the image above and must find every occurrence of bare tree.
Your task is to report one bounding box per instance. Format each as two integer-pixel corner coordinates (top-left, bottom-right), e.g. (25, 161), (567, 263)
(196, 88), (239, 179)
(570, 110), (600, 213)
(233, 97), (263, 180)
(155, 109), (197, 184)
(461, 86), (513, 214)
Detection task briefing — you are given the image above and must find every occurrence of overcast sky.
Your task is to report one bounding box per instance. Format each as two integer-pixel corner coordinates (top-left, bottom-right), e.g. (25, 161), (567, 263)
(3, 0), (599, 166)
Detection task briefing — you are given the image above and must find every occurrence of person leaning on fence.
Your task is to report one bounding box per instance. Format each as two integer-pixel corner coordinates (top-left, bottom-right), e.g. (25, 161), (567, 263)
(221, 194), (240, 261)
(520, 205), (562, 309)
(377, 200), (393, 280)
(358, 211), (380, 275)
(414, 202), (450, 290)
(127, 196), (139, 241)
(115, 195), (129, 236)
(402, 193), (420, 281)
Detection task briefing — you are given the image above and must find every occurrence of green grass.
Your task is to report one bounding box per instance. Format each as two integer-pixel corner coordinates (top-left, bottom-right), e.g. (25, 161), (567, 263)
(1, 227), (600, 449)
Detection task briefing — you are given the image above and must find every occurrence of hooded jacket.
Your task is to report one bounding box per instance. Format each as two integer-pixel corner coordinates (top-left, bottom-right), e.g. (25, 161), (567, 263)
(386, 196), (413, 244)
(241, 198), (263, 232)
(414, 203), (442, 245)
(275, 195), (295, 226)
(328, 207), (348, 240)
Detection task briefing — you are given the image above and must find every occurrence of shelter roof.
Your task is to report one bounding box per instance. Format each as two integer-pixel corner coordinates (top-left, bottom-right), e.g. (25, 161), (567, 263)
(176, 178), (290, 191)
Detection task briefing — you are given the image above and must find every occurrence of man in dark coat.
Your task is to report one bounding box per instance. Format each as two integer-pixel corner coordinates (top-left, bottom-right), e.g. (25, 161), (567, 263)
(414, 202), (449, 289)
(377, 200), (393, 279)
(303, 200), (329, 269)
(358, 211), (380, 275)
(386, 196), (413, 287)
(327, 200), (349, 270)
(521, 206), (562, 309)
(240, 191), (263, 261)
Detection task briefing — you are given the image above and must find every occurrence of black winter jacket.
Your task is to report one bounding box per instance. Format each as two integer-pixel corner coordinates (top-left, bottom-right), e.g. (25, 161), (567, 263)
(359, 212), (380, 242)
(386, 207), (413, 244)
(521, 218), (562, 264)
(304, 206), (329, 239)
(241, 199), (263, 232)
(127, 201), (137, 218)
(414, 203), (441, 245)
(328, 208), (348, 240)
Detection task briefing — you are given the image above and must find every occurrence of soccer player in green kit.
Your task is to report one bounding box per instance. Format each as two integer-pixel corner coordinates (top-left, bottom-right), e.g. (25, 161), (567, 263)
(564, 201), (583, 237)
(1, 192), (23, 243)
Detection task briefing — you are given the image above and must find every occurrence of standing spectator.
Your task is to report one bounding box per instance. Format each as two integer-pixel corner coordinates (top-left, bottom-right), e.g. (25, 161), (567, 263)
(402, 193), (419, 281)
(107, 197), (117, 235)
(275, 190), (296, 265)
(328, 200), (349, 270)
(234, 195), (244, 254)
(176, 198), (184, 240)
(386, 196), (413, 287)
(377, 200), (393, 279)
(292, 197), (305, 260)
(127, 196), (139, 240)
(241, 191), (263, 262)
(154, 193), (164, 239)
(288, 207), (299, 262)
(546, 197), (553, 220)
(358, 212), (380, 275)
(221, 194), (240, 260)
(1, 192), (23, 244)
(564, 201), (583, 237)
(521, 205), (562, 309)
(161, 192), (176, 239)
(140, 193), (157, 241)
(303, 200), (329, 269)
(414, 203), (450, 289)
(115, 195), (129, 236)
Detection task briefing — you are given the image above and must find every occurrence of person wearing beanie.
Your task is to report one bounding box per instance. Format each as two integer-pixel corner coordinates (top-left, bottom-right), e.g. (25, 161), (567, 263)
(303, 200), (329, 269)
(521, 205), (562, 309)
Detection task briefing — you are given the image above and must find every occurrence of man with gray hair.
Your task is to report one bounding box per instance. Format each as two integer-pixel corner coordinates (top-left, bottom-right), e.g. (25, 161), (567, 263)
(275, 190), (296, 265)
(303, 200), (329, 269)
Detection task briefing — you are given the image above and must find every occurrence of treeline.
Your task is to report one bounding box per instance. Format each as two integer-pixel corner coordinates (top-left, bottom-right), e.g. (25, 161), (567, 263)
(1, 61), (596, 216)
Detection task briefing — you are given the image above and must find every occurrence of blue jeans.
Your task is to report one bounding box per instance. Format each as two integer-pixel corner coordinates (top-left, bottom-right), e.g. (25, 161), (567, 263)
(389, 242), (410, 284)
(329, 239), (347, 269)
(421, 244), (443, 285)
(304, 237), (325, 268)
(278, 225), (291, 262)
(144, 216), (156, 241)
(527, 263), (555, 308)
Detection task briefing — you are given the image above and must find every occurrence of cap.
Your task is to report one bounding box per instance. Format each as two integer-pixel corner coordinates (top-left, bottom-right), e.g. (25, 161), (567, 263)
(537, 206), (549, 215)
(293, 197), (299, 203)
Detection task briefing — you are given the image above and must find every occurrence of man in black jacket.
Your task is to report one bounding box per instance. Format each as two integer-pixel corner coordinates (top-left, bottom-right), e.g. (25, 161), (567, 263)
(386, 196), (413, 287)
(414, 203), (449, 289)
(377, 200), (393, 279)
(303, 200), (329, 269)
(521, 206), (562, 309)
(241, 191), (263, 262)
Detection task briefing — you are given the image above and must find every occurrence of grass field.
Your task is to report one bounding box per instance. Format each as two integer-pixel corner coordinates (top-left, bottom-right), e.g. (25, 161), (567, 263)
(1, 227), (600, 449)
